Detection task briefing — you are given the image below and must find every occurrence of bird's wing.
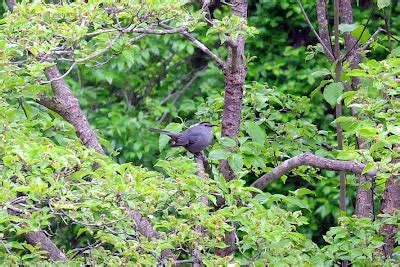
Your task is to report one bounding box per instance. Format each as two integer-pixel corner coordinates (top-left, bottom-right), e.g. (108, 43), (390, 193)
(172, 134), (189, 147)
(186, 132), (203, 146)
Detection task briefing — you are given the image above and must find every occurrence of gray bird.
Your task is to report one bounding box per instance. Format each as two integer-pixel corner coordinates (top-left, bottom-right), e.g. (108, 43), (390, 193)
(149, 122), (216, 154)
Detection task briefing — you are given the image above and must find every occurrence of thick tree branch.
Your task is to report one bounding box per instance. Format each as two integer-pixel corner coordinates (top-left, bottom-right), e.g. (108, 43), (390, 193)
(38, 65), (104, 153)
(24, 232), (68, 261)
(217, 0), (248, 257)
(251, 153), (374, 190)
(125, 206), (176, 261)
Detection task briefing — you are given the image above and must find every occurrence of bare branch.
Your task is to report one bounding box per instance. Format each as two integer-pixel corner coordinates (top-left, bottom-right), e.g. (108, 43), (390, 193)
(181, 31), (226, 69)
(159, 23), (226, 69)
(40, 62), (76, 84)
(251, 152), (375, 190)
(24, 232), (68, 261)
(71, 240), (102, 259)
(363, 28), (385, 51)
(297, 0), (335, 61)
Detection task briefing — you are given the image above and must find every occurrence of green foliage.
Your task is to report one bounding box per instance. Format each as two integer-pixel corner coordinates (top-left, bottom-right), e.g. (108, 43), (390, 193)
(1, 0), (400, 265)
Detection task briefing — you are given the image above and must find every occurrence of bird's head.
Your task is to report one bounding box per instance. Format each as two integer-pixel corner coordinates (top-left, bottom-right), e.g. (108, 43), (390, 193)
(199, 122), (217, 128)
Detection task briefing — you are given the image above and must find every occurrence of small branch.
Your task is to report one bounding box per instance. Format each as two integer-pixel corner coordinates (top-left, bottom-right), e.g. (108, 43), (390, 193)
(71, 240), (102, 259)
(129, 27), (187, 35)
(128, 33), (147, 44)
(40, 62), (76, 84)
(297, 0), (335, 61)
(333, 0), (346, 212)
(159, 23), (226, 69)
(193, 152), (210, 266)
(251, 152), (375, 190)
(181, 31), (226, 69)
(158, 70), (201, 123)
(226, 36), (239, 72)
(363, 28), (385, 51)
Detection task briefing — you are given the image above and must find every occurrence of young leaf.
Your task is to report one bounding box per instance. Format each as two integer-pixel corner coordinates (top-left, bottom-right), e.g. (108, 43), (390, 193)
(338, 23), (359, 33)
(377, 0), (391, 9)
(323, 82), (344, 107)
(244, 121), (266, 145)
(228, 153), (244, 174)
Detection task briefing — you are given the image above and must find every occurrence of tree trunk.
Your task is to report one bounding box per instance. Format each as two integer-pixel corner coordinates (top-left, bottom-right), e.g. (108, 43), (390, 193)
(339, 0), (373, 219)
(220, 0), (247, 181)
(217, 0), (247, 257)
(380, 156), (400, 257)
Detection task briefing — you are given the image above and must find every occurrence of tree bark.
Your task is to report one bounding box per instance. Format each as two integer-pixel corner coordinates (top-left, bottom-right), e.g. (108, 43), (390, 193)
(339, 0), (373, 219)
(251, 152), (372, 190)
(217, 0), (247, 257)
(40, 65), (104, 153)
(380, 155), (400, 257)
(220, 0), (247, 181)
(24, 232), (68, 261)
(316, 0), (335, 61)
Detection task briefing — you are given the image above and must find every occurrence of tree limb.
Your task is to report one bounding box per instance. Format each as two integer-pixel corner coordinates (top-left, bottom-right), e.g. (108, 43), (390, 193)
(251, 152), (375, 190)
(298, 0), (335, 61)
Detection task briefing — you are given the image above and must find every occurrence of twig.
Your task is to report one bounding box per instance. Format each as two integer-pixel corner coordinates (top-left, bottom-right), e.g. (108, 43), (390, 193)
(40, 62), (76, 84)
(71, 240), (102, 259)
(160, 23), (226, 69)
(0, 239), (11, 254)
(158, 70), (201, 123)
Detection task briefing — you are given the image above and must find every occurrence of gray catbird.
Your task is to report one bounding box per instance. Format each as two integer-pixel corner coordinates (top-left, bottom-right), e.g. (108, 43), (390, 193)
(149, 122), (216, 153)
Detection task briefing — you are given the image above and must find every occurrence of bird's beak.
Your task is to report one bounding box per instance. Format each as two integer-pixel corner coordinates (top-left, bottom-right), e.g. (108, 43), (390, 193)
(211, 124), (217, 127)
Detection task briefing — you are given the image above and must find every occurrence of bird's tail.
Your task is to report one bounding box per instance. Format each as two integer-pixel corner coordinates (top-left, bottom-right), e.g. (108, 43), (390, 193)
(149, 128), (174, 136)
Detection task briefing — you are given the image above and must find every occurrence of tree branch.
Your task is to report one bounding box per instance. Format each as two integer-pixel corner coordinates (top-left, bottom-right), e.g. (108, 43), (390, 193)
(124, 206), (176, 261)
(5, 0), (16, 11)
(251, 152), (375, 190)
(316, 0), (335, 62)
(297, 0), (335, 61)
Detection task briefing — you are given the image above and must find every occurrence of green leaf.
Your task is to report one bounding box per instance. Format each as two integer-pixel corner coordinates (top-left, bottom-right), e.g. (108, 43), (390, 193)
(377, 0), (391, 9)
(323, 82), (344, 107)
(346, 69), (371, 77)
(228, 153), (244, 174)
(244, 121), (266, 145)
(158, 123), (182, 152)
(336, 150), (359, 160)
(209, 149), (230, 160)
(311, 69), (331, 78)
(338, 23), (359, 33)
(311, 79), (332, 98)
(292, 188), (316, 197)
(221, 137), (236, 148)
(362, 162), (376, 175)
(351, 25), (371, 45)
